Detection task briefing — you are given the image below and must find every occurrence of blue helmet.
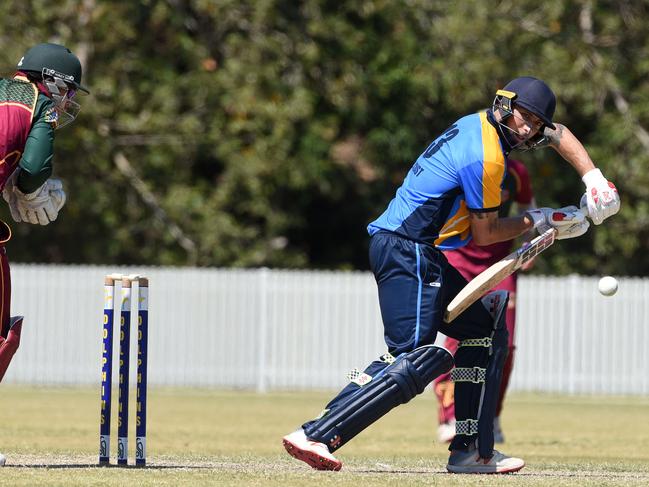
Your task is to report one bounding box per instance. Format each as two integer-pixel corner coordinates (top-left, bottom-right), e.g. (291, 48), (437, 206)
(492, 76), (556, 151)
(494, 76), (556, 129)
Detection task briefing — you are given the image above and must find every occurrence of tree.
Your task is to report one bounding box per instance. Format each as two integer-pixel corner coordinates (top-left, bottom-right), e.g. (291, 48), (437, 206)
(0, 0), (645, 275)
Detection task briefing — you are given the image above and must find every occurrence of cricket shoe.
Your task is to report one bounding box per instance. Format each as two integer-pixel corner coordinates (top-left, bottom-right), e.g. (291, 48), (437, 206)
(446, 447), (524, 474)
(437, 419), (456, 443)
(282, 429), (342, 471)
(0, 452), (6, 466)
(493, 416), (505, 443)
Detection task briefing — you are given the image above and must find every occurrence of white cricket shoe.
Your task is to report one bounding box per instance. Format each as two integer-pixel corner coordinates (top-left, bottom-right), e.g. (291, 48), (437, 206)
(493, 416), (505, 443)
(0, 452), (6, 466)
(437, 419), (456, 443)
(282, 429), (342, 471)
(447, 447), (524, 474)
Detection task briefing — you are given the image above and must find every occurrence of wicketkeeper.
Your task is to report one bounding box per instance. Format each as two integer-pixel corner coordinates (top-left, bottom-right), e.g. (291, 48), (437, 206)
(0, 43), (89, 466)
(282, 76), (619, 473)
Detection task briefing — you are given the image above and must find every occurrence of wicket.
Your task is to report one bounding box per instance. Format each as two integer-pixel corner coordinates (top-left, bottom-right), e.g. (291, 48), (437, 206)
(99, 274), (149, 466)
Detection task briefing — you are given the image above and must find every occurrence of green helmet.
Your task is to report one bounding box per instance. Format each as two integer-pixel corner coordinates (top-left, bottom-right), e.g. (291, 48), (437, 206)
(17, 43), (89, 128)
(17, 42), (89, 94)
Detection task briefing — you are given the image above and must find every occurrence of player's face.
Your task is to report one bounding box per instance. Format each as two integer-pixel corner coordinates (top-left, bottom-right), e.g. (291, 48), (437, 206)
(505, 106), (544, 143)
(43, 76), (81, 129)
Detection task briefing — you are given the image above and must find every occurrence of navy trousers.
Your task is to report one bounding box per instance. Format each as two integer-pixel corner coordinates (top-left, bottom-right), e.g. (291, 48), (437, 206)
(304, 231), (494, 442)
(369, 231), (493, 349)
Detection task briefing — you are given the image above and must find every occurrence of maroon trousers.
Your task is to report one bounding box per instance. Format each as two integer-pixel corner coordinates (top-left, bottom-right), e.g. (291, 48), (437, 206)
(0, 243), (21, 382)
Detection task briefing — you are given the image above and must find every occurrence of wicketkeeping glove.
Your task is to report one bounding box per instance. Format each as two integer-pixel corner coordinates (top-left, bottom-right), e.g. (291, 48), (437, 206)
(581, 168), (620, 225)
(2, 169), (22, 223)
(8, 178), (66, 225)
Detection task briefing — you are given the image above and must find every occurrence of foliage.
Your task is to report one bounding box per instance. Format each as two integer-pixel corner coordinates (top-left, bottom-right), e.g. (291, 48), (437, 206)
(0, 0), (646, 274)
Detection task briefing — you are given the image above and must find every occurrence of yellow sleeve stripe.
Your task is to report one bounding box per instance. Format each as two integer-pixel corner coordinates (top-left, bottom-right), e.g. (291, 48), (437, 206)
(434, 200), (471, 246)
(479, 112), (505, 209)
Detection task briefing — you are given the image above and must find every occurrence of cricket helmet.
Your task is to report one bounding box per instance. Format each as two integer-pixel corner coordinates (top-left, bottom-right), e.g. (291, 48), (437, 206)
(17, 43), (89, 128)
(17, 43), (89, 94)
(492, 76), (556, 151)
(493, 76), (555, 129)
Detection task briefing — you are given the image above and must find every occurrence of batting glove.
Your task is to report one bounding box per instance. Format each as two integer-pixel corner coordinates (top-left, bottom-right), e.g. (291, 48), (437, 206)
(581, 168), (620, 225)
(525, 206), (590, 240)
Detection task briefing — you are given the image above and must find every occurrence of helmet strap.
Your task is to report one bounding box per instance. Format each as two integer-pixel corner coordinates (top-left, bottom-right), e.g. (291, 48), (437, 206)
(492, 89), (544, 152)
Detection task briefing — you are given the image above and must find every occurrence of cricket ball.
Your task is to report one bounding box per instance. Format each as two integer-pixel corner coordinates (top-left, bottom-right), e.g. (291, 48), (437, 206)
(598, 276), (618, 297)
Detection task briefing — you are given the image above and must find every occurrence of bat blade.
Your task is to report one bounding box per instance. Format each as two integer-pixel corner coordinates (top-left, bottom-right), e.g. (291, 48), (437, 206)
(444, 228), (556, 323)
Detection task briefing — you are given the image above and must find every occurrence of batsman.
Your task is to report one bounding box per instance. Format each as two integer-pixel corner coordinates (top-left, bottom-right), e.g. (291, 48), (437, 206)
(0, 43), (88, 466)
(282, 76), (620, 473)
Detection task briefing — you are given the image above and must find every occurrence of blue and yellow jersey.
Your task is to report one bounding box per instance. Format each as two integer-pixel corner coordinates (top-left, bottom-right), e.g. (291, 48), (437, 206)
(367, 111), (506, 250)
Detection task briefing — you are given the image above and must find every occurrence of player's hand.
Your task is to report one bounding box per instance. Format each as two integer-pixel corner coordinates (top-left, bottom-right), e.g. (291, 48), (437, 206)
(581, 168), (620, 225)
(525, 206), (589, 240)
(525, 207), (565, 232)
(553, 216), (590, 240)
(13, 178), (66, 225)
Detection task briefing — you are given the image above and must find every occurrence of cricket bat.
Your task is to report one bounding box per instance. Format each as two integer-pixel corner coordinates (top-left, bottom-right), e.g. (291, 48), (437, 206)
(443, 227), (557, 323)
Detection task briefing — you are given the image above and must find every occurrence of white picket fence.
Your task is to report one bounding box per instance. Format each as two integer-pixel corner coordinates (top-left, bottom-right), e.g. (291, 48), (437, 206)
(4, 265), (647, 395)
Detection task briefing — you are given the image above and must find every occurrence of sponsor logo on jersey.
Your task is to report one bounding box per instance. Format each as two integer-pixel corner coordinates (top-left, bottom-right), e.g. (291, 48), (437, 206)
(44, 107), (59, 126)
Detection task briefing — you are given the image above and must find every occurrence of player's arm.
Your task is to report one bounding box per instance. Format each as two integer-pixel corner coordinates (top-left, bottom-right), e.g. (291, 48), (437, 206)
(539, 123), (620, 224)
(515, 201), (537, 240)
(541, 124), (593, 176)
(1, 97), (65, 225)
(17, 97), (55, 193)
(470, 205), (590, 246)
(469, 210), (532, 246)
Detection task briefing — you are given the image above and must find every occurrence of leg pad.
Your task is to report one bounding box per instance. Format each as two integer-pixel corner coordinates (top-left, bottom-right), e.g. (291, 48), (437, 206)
(308, 345), (454, 451)
(450, 291), (509, 458)
(477, 292), (509, 458)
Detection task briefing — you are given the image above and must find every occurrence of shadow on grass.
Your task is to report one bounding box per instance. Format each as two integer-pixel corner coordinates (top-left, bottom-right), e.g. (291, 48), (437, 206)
(355, 467), (649, 479)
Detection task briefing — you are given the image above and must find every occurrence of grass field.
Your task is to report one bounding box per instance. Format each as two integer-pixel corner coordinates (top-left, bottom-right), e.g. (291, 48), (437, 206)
(0, 386), (648, 486)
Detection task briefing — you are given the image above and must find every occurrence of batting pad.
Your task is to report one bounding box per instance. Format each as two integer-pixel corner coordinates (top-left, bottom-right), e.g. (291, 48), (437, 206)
(306, 344), (454, 452)
(451, 290), (509, 458)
